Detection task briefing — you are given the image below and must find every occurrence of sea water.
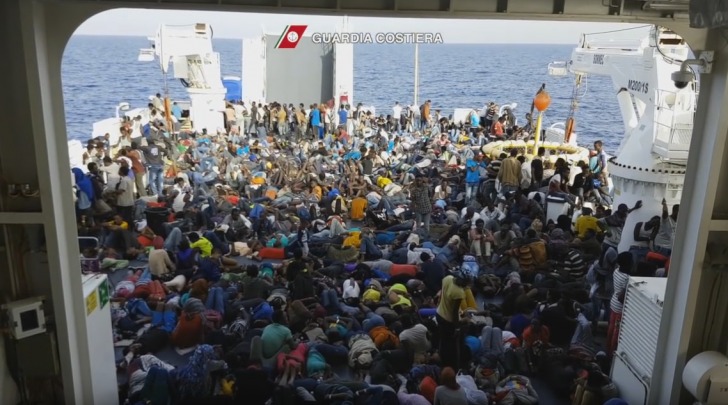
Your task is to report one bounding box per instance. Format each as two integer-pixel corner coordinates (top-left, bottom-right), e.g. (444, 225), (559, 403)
(62, 35), (621, 151)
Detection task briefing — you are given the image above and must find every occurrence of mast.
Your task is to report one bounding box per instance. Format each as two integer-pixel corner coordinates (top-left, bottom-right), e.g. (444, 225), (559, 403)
(413, 43), (419, 106)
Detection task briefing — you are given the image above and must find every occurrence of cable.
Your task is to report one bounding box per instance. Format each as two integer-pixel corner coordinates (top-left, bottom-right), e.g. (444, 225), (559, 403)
(583, 24), (653, 37)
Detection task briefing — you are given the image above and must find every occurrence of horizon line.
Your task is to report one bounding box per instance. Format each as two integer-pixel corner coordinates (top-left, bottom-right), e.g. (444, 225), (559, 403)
(71, 32), (578, 45)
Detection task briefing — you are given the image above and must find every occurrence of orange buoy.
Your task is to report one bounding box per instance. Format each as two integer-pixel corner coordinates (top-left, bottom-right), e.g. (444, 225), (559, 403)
(534, 91), (551, 112)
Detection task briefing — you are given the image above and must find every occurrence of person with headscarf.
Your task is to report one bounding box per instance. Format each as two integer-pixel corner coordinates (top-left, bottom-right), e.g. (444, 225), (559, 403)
(172, 345), (226, 401)
(137, 366), (173, 405)
(126, 354), (175, 403)
(72, 167), (95, 217)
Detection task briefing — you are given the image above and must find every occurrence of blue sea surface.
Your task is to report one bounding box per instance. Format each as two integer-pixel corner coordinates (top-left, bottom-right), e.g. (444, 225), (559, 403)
(62, 35), (622, 151)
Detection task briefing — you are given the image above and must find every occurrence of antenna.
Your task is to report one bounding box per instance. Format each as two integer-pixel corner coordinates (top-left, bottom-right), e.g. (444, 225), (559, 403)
(414, 43), (419, 107)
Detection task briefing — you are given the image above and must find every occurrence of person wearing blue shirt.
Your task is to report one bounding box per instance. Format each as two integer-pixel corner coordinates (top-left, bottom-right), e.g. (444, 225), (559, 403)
(171, 102), (183, 121)
(310, 106), (323, 139)
(465, 155), (486, 204)
(469, 110), (480, 134)
(338, 105), (348, 127)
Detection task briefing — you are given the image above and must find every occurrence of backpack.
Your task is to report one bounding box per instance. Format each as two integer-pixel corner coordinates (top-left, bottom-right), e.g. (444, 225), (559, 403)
(203, 309), (223, 332)
(369, 326), (400, 350)
(503, 347), (530, 375)
(297, 206), (311, 221)
(477, 274), (501, 297)
(252, 301), (273, 322)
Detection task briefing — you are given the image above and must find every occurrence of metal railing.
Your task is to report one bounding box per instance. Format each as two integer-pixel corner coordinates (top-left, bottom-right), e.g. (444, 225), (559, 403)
(652, 89), (695, 162)
(652, 110), (692, 161)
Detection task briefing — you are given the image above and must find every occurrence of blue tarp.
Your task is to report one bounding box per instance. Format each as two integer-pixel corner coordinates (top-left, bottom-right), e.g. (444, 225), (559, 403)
(223, 78), (242, 102)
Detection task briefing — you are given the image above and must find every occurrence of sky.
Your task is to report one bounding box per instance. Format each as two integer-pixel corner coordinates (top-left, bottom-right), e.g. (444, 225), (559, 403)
(74, 9), (645, 44)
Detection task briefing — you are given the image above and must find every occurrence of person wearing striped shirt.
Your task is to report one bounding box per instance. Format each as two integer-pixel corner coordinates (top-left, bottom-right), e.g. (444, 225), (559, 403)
(484, 153), (505, 203)
(562, 249), (586, 280)
(607, 252), (634, 355)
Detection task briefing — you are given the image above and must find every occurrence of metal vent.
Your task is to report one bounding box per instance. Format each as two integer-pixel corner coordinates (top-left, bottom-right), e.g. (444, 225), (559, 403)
(616, 279), (666, 385)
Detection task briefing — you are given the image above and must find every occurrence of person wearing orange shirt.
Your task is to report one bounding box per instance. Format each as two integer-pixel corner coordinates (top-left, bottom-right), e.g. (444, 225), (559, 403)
(522, 318), (550, 349)
(491, 116), (506, 138)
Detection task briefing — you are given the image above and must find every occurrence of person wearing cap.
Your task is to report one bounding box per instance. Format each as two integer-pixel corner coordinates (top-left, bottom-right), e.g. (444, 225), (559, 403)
(436, 272), (472, 370)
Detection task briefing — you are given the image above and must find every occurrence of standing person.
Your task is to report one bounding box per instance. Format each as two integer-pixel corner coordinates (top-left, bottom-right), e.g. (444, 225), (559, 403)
(420, 100), (431, 130)
(436, 272), (471, 370)
(607, 252), (634, 355)
(465, 154), (485, 205)
(140, 140), (167, 197)
(248, 102), (258, 135)
(338, 104), (348, 132)
(392, 101), (402, 133)
(311, 104), (323, 140)
(115, 166), (136, 225)
(484, 102), (497, 131)
(530, 147), (545, 190)
(128, 142), (147, 197)
(594, 140), (609, 184)
(497, 149), (522, 197)
(654, 198), (678, 257)
(410, 176), (433, 234)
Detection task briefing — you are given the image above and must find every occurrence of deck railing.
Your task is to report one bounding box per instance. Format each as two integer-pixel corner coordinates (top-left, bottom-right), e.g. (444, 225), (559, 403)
(652, 90), (694, 162)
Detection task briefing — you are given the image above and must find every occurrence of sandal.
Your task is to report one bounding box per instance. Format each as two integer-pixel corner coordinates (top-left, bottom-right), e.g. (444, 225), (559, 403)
(21, 184), (39, 198)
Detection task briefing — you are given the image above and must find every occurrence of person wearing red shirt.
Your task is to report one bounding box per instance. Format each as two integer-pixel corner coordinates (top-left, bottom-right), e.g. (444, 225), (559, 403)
(491, 116), (506, 137)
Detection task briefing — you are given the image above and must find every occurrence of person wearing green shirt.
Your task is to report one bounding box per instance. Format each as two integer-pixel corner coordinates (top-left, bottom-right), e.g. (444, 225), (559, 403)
(188, 232), (213, 257)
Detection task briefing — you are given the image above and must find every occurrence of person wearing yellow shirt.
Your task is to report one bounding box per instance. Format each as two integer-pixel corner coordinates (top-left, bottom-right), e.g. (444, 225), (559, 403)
(188, 232), (213, 258)
(575, 207), (603, 239)
(436, 272), (471, 370)
(310, 182), (323, 202)
(100, 214), (130, 249)
(376, 176), (392, 189)
(277, 107), (287, 136)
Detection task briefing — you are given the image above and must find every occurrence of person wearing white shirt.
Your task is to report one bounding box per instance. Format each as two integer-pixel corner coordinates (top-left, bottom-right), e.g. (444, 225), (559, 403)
(460, 206), (482, 229)
(392, 102), (403, 132)
(520, 156), (532, 190)
(399, 313), (431, 356)
(407, 245), (434, 265)
(170, 177), (191, 213)
(100, 157), (121, 190)
(480, 201), (506, 232)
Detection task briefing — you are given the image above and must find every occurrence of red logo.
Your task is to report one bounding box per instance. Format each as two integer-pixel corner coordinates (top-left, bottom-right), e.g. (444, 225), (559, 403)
(275, 25), (308, 49)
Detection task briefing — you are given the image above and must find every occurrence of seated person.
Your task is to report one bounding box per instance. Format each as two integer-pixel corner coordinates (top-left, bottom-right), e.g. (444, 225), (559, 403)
(258, 310), (297, 359)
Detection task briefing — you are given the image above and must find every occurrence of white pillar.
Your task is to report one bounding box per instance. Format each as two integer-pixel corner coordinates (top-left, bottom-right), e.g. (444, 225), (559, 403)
(650, 28), (728, 404)
(8, 1), (102, 403)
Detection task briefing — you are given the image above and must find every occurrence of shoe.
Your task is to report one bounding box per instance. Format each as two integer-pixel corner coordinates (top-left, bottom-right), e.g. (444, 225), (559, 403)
(20, 184), (39, 198)
(7, 184), (20, 199)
